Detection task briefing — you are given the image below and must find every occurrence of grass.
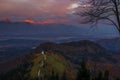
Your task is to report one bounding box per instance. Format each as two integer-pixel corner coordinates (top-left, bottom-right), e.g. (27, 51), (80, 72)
(30, 53), (66, 79)
(30, 54), (42, 78)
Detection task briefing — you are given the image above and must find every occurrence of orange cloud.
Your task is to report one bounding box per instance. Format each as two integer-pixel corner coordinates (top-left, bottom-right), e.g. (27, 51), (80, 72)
(23, 19), (57, 25)
(38, 20), (57, 25)
(2, 18), (11, 23)
(24, 20), (35, 24)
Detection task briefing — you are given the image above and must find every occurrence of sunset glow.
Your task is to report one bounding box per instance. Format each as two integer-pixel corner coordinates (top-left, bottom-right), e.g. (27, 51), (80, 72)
(24, 20), (35, 24)
(2, 18), (11, 23)
(24, 19), (57, 25)
(38, 20), (57, 25)
(0, 0), (84, 25)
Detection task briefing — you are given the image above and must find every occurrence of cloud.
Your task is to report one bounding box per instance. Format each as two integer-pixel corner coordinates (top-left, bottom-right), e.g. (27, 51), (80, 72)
(68, 2), (81, 9)
(0, 0), (58, 16)
(24, 19), (35, 24)
(2, 18), (11, 22)
(23, 19), (57, 25)
(0, 0), (82, 25)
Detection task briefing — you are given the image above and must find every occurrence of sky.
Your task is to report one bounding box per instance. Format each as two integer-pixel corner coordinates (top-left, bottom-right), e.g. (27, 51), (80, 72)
(0, 0), (86, 24)
(0, 0), (119, 38)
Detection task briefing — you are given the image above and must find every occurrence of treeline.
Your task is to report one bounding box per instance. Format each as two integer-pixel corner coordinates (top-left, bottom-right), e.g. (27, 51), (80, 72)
(37, 70), (67, 80)
(0, 60), (119, 80)
(0, 53), (33, 80)
(76, 61), (119, 80)
(0, 63), (30, 80)
(76, 61), (110, 80)
(38, 61), (120, 80)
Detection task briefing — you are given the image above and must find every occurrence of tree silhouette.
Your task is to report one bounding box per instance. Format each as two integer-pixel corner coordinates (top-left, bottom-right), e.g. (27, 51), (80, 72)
(49, 70), (59, 80)
(116, 78), (120, 80)
(103, 70), (109, 80)
(78, 0), (120, 33)
(61, 70), (67, 80)
(96, 71), (103, 80)
(76, 60), (90, 80)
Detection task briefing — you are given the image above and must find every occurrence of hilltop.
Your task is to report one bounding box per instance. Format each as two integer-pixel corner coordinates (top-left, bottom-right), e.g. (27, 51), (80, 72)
(35, 40), (119, 64)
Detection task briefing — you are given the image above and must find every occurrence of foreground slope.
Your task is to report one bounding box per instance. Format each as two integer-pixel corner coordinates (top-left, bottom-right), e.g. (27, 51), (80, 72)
(29, 52), (75, 80)
(0, 52), (76, 80)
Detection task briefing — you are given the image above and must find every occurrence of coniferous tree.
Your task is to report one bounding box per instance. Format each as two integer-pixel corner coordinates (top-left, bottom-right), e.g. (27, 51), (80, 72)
(96, 71), (103, 80)
(76, 60), (90, 80)
(116, 78), (120, 80)
(50, 70), (56, 80)
(61, 71), (67, 80)
(76, 68), (82, 80)
(55, 72), (59, 80)
(103, 70), (109, 80)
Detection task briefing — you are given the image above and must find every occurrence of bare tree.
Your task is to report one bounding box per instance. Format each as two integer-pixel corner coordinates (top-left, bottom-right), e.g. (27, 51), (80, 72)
(78, 0), (120, 33)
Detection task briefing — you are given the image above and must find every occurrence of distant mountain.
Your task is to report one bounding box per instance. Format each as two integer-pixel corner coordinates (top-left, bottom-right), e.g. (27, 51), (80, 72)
(0, 21), (89, 41)
(0, 21), (119, 41)
(0, 39), (46, 63)
(97, 37), (120, 53)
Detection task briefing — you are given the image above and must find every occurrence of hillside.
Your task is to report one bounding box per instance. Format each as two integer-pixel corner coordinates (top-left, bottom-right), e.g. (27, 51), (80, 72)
(29, 52), (75, 80)
(0, 40), (120, 80)
(0, 52), (76, 80)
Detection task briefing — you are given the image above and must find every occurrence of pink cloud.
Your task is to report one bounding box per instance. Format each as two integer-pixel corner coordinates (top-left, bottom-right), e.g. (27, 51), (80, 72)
(0, 0), (82, 25)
